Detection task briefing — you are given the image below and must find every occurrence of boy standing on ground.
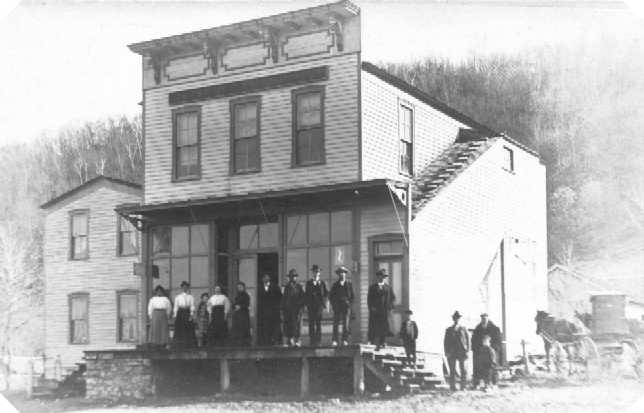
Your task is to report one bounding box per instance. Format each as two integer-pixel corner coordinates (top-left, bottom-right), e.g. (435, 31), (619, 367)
(476, 335), (498, 390)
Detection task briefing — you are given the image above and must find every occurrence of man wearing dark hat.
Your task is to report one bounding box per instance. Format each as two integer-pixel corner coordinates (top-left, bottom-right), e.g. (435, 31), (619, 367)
(258, 273), (282, 346)
(471, 313), (502, 388)
(305, 265), (328, 346)
(281, 269), (305, 347)
(443, 311), (470, 391)
(329, 265), (355, 346)
(367, 269), (396, 351)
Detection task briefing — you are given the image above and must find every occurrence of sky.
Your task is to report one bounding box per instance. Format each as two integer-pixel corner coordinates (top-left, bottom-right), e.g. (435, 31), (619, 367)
(0, 0), (642, 146)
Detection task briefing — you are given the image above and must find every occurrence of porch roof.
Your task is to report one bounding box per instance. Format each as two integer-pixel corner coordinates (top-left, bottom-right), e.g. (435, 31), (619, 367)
(116, 179), (402, 221)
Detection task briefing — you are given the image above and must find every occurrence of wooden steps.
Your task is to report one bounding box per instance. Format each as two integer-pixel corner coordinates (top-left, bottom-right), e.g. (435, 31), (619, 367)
(360, 345), (444, 393)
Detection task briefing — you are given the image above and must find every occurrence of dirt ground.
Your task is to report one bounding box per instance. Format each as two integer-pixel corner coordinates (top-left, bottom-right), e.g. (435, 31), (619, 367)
(4, 376), (644, 413)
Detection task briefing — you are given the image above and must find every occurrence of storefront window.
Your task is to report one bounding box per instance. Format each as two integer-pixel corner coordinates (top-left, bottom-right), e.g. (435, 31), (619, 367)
(152, 224), (210, 299)
(285, 210), (353, 286)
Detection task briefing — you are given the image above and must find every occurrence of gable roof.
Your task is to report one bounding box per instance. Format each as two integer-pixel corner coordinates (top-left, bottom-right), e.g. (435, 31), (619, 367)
(361, 61), (540, 158)
(39, 176), (142, 210)
(412, 130), (497, 215)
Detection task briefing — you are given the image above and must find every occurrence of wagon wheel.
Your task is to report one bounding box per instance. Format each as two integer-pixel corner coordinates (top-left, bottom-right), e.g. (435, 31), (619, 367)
(621, 340), (643, 380)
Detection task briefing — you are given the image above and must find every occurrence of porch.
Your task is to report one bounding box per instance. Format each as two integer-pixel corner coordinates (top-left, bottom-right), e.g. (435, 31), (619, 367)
(83, 344), (444, 400)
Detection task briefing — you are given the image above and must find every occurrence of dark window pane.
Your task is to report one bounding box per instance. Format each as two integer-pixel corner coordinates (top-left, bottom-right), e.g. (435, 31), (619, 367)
(234, 137), (259, 172)
(239, 225), (259, 250)
(190, 224), (209, 255)
(331, 210), (352, 243)
(153, 259), (170, 290)
(259, 222), (278, 248)
(308, 247), (330, 282)
(286, 248), (307, 281)
(308, 212), (329, 244)
(153, 227), (171, 256)
(296, 128), (323, 164)
(171, 226), (189, 256)
(190, 256), (209, 288)
(171, 258), (189, 289)
(286, 215), (306, 246)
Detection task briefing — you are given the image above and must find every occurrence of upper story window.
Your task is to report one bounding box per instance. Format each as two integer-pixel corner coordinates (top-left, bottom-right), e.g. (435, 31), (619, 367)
(70, 210), (89, 260)
(231, 96), (260, 174)
(173, 107), (201, 180)
(399, 103), (414, 176)
(503, 146), (515, 172)
(117, 215), (138, 257)
(292, 86), (325, 166)
(69, 292), (89, 344)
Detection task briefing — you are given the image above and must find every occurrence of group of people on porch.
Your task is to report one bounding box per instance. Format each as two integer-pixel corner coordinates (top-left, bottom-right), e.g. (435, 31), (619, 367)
(147, 265), (400, 349)
(147, 265), (502, 391)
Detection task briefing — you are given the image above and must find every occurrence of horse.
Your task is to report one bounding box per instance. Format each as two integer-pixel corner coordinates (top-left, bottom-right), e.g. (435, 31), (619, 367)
(535, 310), (589, 373)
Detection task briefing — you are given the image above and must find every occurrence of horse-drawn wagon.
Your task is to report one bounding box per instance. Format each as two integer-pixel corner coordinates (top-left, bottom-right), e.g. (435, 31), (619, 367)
(535, 292), (643, 377)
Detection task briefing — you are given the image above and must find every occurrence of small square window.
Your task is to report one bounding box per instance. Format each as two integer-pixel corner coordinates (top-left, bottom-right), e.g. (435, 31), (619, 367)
(503, 146), (515, 172)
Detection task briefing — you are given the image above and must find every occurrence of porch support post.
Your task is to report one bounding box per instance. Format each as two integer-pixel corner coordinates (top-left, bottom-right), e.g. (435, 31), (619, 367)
(300, 356), (310, 398)
(220, 358), (230, 392)
(353, 351), (365, 396)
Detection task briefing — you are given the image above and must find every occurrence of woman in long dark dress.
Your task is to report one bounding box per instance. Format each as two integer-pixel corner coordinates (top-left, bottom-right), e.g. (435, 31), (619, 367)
(207, 285), (231, 346)
(231, 282), (251, 346)
(173, 281), (196, 348)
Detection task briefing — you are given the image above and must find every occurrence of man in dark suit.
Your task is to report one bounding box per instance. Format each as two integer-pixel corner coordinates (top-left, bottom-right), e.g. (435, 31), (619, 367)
(281, 269), (305, 347)
(257, 273), (282, 346)
(305, 265), (328, 346)
(329, 266), (354, 346)
(367, 269), (396, 351)
(471, 313), (502, 388)
(444, 310), (470, 391)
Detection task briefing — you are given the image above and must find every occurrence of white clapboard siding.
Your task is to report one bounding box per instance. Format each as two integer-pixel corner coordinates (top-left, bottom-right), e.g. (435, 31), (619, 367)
(144, 53), (360, 205)
(43, 182), (142, 373)
(360, 70), (468, 181)
(409, 139), (547, 357)
(358, 202), (408, 339)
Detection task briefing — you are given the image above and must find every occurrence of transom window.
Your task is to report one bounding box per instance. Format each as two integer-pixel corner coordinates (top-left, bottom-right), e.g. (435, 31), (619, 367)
(285, 210), (352, 288)
(399, 104), (414, 175)
(231, 98), (260, 173)
(173, 108), (200, 180)
(69, 293), (89, 344)
(238, 222), (278, 250)
(152, 224), (210, 300)
(117, 291), (138, 343)
(293, 86), (325, 166)
(117, 216), (138, 256)
(70, 210), (89, 260)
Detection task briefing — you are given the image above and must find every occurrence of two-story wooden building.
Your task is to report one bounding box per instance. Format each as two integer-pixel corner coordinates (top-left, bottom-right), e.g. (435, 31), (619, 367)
(40, 176), (142, 375)
(41, 0), (547, 375)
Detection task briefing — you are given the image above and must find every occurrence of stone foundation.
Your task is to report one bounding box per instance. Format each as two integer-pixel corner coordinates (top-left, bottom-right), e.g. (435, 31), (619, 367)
(84, 351), (155, 400)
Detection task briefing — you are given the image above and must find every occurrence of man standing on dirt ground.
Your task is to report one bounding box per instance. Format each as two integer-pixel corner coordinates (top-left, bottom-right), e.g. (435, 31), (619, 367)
(329, 265), (354, 346)
(281, 269), (305, 347)
(444, 310), (470, 391)
(471, 313), (502, 388)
